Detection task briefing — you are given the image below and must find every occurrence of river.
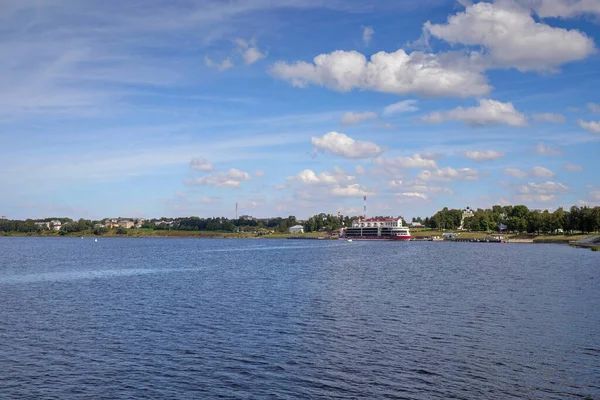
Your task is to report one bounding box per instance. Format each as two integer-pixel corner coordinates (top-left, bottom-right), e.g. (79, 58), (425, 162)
(0, 237), (598, 399)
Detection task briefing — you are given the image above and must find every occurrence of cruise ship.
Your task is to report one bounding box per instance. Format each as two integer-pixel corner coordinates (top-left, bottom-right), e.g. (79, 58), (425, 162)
(339, 217), (411, 241)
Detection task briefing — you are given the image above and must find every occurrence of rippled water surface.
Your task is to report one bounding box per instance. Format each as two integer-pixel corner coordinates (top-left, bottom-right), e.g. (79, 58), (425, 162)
(1, 237), (599, 399)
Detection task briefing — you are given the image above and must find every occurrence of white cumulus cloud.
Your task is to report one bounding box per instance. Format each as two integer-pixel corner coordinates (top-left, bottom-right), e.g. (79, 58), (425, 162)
(424, 1), (595, 72)
(504, 166), (556, 178)
(519, 181), (569, 195)
(587, 103), (600, 113)
(536, 142), (564, 156)
(286, 168), (373, 199)
(204, 56), (233, 71)
(243, 47), (267, 65)
(531, 166), (556, 178)
(287, 168), (355, 186)
(420, 152), (443, 160)
(382, 100), (419, 116)
(270, 49), (491, 98)
(521, 0), (600, 19)
(390, 179), (454, 197)
(532, 113), (566, 123)
(341, 111), (378, 126)
(311, 132), (384, 159)
(522, 194), (557, 203)
(399, 192), (428, 200)
(421, 99), (527, 127)
(373, 154), (438, 169)
(579, 119), (600, 134)
(463, 150), (506, 161)
(417, 167), (479, 182)
(189, 157), (213, 171)
(234, 38), (267, 65)
(362, 26), (375, 46)
(505, 168), (529, 178)
(184, 168), (251, 188)
(330, 184), (374, 197)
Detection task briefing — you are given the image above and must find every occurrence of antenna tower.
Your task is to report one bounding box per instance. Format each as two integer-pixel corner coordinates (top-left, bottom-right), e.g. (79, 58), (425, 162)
(363, 196), (367, 219)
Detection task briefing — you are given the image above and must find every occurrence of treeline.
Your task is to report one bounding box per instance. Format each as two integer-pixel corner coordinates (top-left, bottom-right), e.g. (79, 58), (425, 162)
(150, 216), (299, 233)
(0, 218), (105, 235)
(0, 216), (302, 235)
(422, 205), (600, 234)
(0, 219), (50, 233)
(2, 205), (599, 236)
(303, 213), (348, 233)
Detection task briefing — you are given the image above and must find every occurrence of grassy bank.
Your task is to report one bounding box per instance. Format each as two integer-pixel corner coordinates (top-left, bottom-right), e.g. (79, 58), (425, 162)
(0, 229), (329, 239)
(409, 229), (592, 243)
(1, 229), (595, 243)
(1, 229), (252, 239)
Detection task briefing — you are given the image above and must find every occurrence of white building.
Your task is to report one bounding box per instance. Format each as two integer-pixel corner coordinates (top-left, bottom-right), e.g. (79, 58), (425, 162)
(288, 224), (304, 234)
(118, 219), (134, 229)
(462, 206), (474, 218)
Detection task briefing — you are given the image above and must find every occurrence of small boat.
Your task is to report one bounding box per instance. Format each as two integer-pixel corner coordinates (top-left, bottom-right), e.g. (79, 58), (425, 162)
(94, 239), (98, 242)
(347, 239), (353, 242)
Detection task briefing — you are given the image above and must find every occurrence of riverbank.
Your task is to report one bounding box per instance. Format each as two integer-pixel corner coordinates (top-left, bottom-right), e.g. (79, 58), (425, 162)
(409, 230), (592, 244)
(0, 229), (327, 239)
(1, 229), (595, 244)
(569, 235), (600, 249)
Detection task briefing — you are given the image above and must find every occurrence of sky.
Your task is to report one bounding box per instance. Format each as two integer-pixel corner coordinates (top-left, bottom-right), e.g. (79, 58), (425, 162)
(1, 0), (600, 221)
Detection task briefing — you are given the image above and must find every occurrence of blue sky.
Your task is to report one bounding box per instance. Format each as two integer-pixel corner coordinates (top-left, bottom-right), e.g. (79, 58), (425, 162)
(1, 0), (600, 220)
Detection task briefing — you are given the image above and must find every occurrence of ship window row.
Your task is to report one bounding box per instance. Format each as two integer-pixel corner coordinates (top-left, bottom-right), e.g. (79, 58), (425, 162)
(355, 222), (401, 227)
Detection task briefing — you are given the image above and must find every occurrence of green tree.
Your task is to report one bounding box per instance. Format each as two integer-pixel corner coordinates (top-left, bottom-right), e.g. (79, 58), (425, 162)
(510, 205), (529, 220)
(279, 219), (288, 232)
(93, 226), (108, 235)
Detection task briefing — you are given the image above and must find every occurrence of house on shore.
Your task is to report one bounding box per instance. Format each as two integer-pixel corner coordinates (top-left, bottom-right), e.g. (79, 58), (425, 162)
(289, 224), (304, 234)
(104, 218), (134, 229)
(35, 221), (50, 230)
(118, 219), (134, 229)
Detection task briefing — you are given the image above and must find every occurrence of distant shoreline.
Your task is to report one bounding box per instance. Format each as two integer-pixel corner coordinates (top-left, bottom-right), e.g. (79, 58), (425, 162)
(1, 230), (595, 245)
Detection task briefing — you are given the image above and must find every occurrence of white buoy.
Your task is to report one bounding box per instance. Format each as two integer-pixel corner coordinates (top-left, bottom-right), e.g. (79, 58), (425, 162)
(94, 238), (98, 242)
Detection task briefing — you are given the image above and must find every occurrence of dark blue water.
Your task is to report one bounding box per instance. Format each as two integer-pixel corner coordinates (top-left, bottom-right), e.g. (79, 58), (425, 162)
(0, 237), (598, 399)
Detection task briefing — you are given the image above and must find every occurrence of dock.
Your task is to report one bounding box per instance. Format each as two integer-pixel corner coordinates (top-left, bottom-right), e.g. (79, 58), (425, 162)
(287, 236), (329, 240)
(411, 236), (504, 243)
